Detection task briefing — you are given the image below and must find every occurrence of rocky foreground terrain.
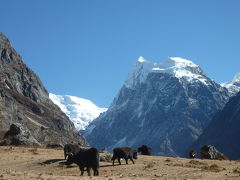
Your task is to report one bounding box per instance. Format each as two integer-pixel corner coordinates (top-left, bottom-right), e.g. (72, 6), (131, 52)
(0, 146), (240, 180)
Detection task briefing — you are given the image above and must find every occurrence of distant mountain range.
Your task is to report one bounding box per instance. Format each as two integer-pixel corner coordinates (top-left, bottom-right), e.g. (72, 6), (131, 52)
(49, 93), (107, 131)
(1, 32), (239, 159)
(82, 56), (240, 157)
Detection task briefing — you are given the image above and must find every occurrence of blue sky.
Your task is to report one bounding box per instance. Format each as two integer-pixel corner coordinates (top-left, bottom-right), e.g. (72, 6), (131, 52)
(1, 0), (240, 107)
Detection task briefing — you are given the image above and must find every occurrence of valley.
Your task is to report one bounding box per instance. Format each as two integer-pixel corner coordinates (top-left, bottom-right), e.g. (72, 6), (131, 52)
(0, 146), (239, 180)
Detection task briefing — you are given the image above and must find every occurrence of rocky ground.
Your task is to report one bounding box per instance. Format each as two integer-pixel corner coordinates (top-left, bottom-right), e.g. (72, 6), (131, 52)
(0, 146), (240, 180)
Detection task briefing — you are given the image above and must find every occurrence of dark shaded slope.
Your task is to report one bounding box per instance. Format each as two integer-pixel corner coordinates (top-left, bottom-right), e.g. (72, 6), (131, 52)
(190, 92), (240, 160)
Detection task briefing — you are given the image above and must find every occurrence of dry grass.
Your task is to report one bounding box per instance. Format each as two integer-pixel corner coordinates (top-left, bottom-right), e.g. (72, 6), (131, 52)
(28, 147), (39, 155)
(185, 159), (208, 169)
(233, 167), (240, 174)
(0, 146), (239, 180)
(165, 158), (171, 162)
(143, 162), (154, 169)
(188, 160), (208, 166)
(201, 164), (223, 172)
(3, 146), (14, 151)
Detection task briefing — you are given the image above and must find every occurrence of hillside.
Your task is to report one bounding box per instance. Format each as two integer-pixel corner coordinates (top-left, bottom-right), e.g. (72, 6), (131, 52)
(190, 92), (240, 160)
(0, 146), (239, 180)
(0, 33), (87, 146)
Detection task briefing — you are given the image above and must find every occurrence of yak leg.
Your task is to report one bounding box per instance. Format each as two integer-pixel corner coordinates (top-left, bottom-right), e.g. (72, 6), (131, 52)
(79, 166), (84, 176)
(112, 155), (117, 166)
(112, 156), (116, 166)
(87, 167), (91, 176)
(130, 157), (135, 164)
(93, 167), (99, 176)
(118, 158), (121, 165)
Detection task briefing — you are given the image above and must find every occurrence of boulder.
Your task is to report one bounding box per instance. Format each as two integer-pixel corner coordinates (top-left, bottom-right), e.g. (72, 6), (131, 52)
(1, 123), (40, 146)
(4, 124), (21, 137)
(200, 145), (228, 160)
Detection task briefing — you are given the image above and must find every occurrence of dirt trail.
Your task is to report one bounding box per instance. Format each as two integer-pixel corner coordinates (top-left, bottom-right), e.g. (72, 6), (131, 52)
(0, 146), (239, 180)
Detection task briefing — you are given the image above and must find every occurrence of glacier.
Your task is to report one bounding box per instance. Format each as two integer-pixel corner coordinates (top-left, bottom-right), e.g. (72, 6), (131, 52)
(49, 93), (107, 131)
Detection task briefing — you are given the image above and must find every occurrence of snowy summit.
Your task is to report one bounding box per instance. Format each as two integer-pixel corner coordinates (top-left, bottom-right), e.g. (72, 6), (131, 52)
(125, 56), (208, 89)
(221, 72), (240, 96)
(49, 93), (107, 131)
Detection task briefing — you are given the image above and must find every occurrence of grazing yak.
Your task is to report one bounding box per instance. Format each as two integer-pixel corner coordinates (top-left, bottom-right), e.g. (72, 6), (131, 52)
(63, 144), (81, 159)
(112, 147), (138, 166)
(189, 149), (196, 159)
(137, 145), (152, 155)
(65, 147), (99, 176)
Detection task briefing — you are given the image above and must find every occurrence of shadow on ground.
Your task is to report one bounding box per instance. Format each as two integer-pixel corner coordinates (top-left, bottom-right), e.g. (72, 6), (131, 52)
(100, 164), (126, 168)
(40, 159), (64, 165)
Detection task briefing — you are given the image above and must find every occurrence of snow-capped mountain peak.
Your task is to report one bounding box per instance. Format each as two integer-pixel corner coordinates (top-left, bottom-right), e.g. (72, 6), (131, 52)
(168, 57), (198, 66)
(221, 72), (240, 95)
(232, 73), (240, 84)
(125, 56), (208, 89)
(138, 56), (147, 63)
(161, 57), (207, 85)
(49, 93), (107, 131)
(124, 56), (154, 89)
(84, 56), (230, 157)
(159, 57), (198, 69)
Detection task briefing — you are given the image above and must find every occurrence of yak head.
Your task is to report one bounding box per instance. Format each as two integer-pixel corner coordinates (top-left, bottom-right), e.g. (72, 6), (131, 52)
(65, 153), (75, 166)
(133, 150), (138, 159)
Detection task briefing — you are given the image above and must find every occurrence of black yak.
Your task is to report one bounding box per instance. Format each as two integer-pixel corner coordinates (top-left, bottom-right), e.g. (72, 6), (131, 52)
(137, 145), (152, 155)
(112, 147), (137, 166)
(63, 144), (80, 159)
(65, 147), (99, 176)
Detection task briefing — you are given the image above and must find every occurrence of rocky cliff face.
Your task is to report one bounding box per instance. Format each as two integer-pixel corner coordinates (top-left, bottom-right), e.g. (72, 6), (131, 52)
(0, 33), (87, 147)
(189, 92), (240, 160)
(84, 57), (230, 157)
